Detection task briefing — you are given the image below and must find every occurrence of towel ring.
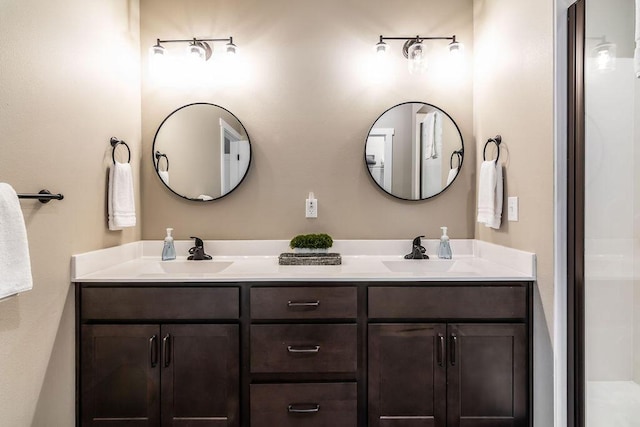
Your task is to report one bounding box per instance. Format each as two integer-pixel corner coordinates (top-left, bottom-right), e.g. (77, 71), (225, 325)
(483, 135), (502, 162)
(155, 151), (169, 172)
(110, 137), (131, 164)
(450, 149), (463, 169)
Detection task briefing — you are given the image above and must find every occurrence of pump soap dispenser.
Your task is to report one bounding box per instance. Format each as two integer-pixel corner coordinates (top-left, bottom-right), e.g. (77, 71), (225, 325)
(162, 228), (176, 261)
(437, 227), (452, 259)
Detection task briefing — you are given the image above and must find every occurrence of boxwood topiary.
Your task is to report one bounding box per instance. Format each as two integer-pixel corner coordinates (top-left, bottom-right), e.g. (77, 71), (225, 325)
(289, 233), (333, 249)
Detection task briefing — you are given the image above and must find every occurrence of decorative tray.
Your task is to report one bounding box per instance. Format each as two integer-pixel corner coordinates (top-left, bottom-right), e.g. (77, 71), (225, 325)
(278, 253), (342, 266)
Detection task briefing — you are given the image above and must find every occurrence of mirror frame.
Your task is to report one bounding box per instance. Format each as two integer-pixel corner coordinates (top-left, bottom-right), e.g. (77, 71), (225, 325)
(152, 102), (252, 202)
(364, 101), (464, 201)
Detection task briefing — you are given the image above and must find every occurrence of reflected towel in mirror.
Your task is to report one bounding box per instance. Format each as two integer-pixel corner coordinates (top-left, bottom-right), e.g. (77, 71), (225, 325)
(158, 170), (169, 186)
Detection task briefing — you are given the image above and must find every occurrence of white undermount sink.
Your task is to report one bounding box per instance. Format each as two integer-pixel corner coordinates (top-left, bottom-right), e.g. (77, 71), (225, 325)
(382, 259), (458, 273)
(157, 260), (233, 274)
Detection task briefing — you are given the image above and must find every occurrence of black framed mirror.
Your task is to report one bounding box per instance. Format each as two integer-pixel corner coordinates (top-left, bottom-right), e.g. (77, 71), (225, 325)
(152, 103), (251, 201)
(365, 102), (463, 200)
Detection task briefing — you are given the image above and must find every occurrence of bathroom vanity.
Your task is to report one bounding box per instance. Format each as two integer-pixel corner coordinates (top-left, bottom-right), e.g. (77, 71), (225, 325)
(72, 240), (535, 427)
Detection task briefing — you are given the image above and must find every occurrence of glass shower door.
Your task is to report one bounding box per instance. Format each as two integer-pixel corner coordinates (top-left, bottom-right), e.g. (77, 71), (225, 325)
(583, 0), (640, 425)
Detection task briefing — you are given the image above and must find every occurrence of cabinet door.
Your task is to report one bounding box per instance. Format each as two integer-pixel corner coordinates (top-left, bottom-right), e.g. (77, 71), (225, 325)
(161, 324), (240, 427)
(368, 324), (447, 427)
(81, 325), (160, 426)
(447, 324), (527, 427)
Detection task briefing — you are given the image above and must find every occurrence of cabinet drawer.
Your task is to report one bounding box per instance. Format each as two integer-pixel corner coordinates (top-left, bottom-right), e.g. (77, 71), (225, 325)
(251, 287), (357, 319)
(251, 324), (357, 373)
(250, 383), (357, 427)
(81, 287), (239, 320)
(369, 285), (527, 319)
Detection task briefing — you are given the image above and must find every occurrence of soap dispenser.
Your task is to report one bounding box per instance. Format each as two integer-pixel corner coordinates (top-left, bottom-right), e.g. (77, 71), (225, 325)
(437, 227), (452, 259)
(162, 228), (176, 261)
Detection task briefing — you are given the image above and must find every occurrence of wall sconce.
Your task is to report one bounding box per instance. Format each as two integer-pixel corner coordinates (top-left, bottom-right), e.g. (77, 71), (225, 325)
(150, 37), (237, 63)
(591, 38), (616, 72)
(375, 35), (463, 75)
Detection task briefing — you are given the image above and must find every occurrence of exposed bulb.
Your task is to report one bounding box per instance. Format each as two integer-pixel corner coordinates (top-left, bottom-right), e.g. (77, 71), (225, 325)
(187, 41), (206, 62)
(407, 41), (427, 75)
(595, 42), (616, 72)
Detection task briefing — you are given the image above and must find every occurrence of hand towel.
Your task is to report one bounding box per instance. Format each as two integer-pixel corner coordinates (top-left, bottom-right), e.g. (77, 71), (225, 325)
(635, 0), (640, 78)
(477, 160), (501, 228)
(485, 162), (503, 229)
(422, 112), (441, 159)
(108, 161), (136, 230)
(158, 170), (170, 186)
(0, 183), (33, 299)
(446, 167), (459, 186)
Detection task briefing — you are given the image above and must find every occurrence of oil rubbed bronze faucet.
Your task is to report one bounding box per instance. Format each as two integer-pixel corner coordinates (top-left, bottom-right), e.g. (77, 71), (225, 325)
(404, 235), (429, 260)
(187, 236), (212, 260)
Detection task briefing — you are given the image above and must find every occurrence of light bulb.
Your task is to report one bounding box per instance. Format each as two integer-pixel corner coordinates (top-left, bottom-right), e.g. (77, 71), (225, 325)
(407, 41), (427, 75)
(226, 41), (237, 56)
(594, 42), (616, 72)
(375, 41), (388, 55)
(187, 41), (206, 62)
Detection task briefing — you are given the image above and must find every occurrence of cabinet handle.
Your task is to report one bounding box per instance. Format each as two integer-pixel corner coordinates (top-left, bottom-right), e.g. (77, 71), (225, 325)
(162, 333), (171, 367)
(288, 403), (320, 414)
(149, 335), (158, 368)
(450, 333), (457, 366)
(287, 300), (320, 309)
(287, 345), (320, 354)
(437, 334), (445, 367)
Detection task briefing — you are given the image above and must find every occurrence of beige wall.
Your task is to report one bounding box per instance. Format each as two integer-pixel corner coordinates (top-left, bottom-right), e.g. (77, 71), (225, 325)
(0, 0), (141, 425)
(473, 1), (555, 426)
(140, 0), (476, 240)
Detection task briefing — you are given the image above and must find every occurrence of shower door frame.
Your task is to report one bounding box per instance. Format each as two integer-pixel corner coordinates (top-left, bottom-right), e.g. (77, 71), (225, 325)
(567, 1), (585, 427)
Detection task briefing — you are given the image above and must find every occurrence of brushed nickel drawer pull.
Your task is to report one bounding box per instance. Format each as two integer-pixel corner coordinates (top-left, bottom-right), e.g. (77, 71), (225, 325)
(287, 300), (320, 308)
(288, 403), (320, 413)
(287, 345), (321, 353)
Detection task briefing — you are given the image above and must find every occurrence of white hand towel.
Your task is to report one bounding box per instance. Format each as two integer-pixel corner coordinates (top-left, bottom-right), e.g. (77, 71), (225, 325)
(108, 161), (136, 230)
(635, 0), (640, 78)
(446, 167), (459, 186)
(0, 183), (33, 299)
(158, 170), (170, 186)
(485, 162), (503, 229)
(422, 112), (436, 159)
(477, 160), (498, 225)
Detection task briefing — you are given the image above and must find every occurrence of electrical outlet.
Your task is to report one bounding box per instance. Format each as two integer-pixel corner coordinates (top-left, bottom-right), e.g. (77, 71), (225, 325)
(508, 196), (519, 221)
(306, 193), (318, 218)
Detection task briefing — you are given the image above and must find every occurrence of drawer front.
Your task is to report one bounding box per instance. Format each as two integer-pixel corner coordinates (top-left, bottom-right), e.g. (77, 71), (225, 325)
(81, 287), (239, 320)
(251, 287), (357, 319)
(251, 324), (357, 373)
(250, 383), (357, 427)
(369, 285), (527, 319)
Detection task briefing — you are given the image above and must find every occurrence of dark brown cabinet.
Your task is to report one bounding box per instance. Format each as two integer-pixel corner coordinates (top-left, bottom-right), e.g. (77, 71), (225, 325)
(78, 286), (240, 427)
(368, 285), (530, 427)
(77, 282), (531, 427)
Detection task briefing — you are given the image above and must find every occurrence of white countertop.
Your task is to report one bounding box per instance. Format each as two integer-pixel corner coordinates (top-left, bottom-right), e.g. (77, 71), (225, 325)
(71, 240), (536, 283)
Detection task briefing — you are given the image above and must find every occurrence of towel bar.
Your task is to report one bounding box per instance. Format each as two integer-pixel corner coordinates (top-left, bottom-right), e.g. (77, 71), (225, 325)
(483, 135), (502, 162)
(110, 137), (131, 164)
(17, 189), (64, 204)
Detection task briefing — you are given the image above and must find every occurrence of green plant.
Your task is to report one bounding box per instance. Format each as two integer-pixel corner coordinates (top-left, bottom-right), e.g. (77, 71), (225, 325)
(289, 233), (333, 249)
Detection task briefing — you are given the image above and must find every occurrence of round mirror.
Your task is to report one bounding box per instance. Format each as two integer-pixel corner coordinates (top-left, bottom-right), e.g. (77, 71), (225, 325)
(365, 102), (463, 200)
(152, 103), (252, 201)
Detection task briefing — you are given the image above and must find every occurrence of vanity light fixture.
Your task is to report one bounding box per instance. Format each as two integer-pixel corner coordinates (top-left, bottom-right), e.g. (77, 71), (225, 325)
(376, 35), (463, 75)
(150, 37), (237, 63)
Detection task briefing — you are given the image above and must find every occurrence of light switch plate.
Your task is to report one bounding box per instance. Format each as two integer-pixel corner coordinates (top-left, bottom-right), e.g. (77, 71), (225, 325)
(508, 196), (519, 221)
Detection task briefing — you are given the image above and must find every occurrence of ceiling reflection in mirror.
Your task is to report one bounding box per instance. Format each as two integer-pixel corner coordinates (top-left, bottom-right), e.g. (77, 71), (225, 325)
(365, 102), (463, 200)
(153, 103), (251, 201)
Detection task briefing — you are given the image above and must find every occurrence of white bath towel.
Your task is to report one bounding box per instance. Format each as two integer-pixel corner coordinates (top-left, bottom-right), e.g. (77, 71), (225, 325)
(422, 112), (442, 159)
(158, 170), (170, 186)
(635, 0), (640, 78)
(477, 160), (503, 229)
(446, 167), (459, 186)
(108, 161), (136, 230)
(0, 183), (33, 299)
